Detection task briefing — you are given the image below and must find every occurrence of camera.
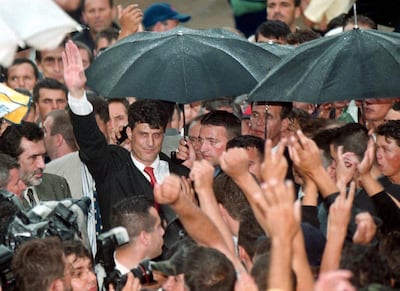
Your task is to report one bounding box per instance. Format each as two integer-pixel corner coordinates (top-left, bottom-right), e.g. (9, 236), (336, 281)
(0, 245), (15, 291)
(96, 227), (156, 290)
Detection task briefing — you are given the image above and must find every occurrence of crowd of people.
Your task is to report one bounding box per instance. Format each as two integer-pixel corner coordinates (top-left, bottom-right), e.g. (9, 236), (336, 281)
(1, 0), (400, 290)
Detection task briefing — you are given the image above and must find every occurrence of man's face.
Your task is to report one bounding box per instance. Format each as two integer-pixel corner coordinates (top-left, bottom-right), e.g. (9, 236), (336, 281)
(79, 48), (91, 70)
(363, 99), (394, 125)
(152, 19), (179, 32)
(6, 63), (38, 91)
(187, 120), (202, 160)
(162, 274), (185, 291)
(249, 104), (284, 147)
(42, 116), (57, 160)
(128, 123), (164, 166)
(267, 0), (300, 31)
(67, 255), (98, 291)
(36, 88), (68, 121)
(18, 137), (46, 186)
(37, 47), (64, 83)
(376, 135), (400, 182)
(108, 101), (128, 132)
(82, 0), (114, 35)
(147, 207), (165, 259)
(6, 168), (27, 199)
(199, 125), (229, 166)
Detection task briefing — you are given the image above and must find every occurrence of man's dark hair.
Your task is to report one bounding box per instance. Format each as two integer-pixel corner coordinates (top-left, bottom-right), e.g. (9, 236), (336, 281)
(238, 208), (265, 259)
(95, 27), (120, 50)
(89, 97), (110, 123)
(213, 172), (251, 221)
(108, 98), (129, 112)
(286, 29), (321, 45)
(128, 99), (169, 131)
(344, 15), (377, 30)
(83, 0), (113, 10)
(255, 20), (291, 42)
(340, 244), (392, 288)
(5, 58), (39, 80)
(183, 245), (236, 291)
(0, 122), (44, 159)
(327, 13), (347, 31)
(63, 239), (94, 264)
(111, 196), (156, 241)
(376, 120), (400, 147)
(226, 135), (265, 159)
(379, 230), (400, 287)
(330, 123), (369, 161)
(32, 78), (68, 104)
(12, 237), (66, 291)
(35, 39), (68, 63)
(200, 110), (241, 141)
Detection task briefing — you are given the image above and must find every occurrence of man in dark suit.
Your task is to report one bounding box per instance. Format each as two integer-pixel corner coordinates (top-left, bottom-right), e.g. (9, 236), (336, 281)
(0, 122), (71, 209)
(63, 40), (189, 231)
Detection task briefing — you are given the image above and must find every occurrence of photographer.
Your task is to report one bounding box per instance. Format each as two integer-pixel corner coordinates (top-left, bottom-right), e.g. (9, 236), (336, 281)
(108, 196), (163, 289)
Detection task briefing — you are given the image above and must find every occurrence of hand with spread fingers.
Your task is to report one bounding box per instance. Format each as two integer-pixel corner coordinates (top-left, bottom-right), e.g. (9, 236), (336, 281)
(261, 138), (288, 183)
(335, 146), (358, 190)
(62, 40), (87, 98)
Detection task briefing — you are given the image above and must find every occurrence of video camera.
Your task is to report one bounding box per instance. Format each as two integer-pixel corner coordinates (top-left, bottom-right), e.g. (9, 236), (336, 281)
(95, 227), (156, 291)
(0, 194), (91, 291)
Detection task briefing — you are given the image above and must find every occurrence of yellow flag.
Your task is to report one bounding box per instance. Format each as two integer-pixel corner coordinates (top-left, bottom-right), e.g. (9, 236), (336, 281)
(0, 83), (31, 124)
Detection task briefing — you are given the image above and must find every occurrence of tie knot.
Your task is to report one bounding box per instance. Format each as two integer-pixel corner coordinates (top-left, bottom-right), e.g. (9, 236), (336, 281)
(144, 167), (154, 175)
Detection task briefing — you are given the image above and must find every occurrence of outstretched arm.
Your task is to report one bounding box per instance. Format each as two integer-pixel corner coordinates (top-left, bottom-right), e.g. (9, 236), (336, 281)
(153, 175), (246, 273)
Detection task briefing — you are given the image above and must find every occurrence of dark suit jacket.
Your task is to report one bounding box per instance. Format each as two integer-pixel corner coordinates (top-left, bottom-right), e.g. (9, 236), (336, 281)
(70, 111), (189, 230)
(23, 173), (72, 209)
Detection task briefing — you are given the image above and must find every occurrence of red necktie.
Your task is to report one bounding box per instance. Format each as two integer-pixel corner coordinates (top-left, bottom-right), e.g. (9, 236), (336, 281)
(144, 166), (159, 210)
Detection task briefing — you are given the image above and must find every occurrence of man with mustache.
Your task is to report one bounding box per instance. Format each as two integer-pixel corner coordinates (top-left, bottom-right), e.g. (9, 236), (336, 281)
(0, 122), (71, 209)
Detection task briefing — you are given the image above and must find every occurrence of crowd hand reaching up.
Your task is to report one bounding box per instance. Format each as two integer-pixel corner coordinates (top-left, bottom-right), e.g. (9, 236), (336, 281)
(154, 174), (184, 206)
(62, 40), (87, 98)
(352, 212), (377, 245)
(219, 147), (251, 181)
(190, 160), (214, 195)
(190, 160), (237, 254)
(176, 137), (196, 168)
(335, 146), (358, 190)
(253, 179), (300, 291)
(320, 182), (355, 273)
(117, 4), (144, 40)
(261, 138), (288, 183)
(289, 130), (338, 197)
(254, 179), (300, 242)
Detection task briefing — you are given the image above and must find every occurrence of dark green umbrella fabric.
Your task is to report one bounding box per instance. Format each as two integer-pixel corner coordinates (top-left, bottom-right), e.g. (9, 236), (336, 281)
(256, 42), (295, 58)
(86, 26), (281, 103)
(248, 29), (400, 104)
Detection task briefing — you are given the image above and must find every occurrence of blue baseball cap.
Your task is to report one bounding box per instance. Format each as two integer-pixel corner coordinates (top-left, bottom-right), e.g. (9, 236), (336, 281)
(143, 3), (191, 29)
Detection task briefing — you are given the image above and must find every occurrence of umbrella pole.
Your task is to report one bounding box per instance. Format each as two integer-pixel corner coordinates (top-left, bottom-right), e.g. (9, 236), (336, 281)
(264, 104), (270, 140)
(353, 2), (359, 29)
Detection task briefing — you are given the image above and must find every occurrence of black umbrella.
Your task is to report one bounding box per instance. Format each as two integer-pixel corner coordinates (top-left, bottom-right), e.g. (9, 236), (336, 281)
(256, 42), (295, 58)
(248, 28), (400, 104)
(86, 26), (281, 103)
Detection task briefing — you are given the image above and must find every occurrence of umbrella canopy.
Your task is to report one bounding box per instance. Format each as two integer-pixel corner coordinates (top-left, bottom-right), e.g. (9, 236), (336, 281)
(248, 29), (400, 104)
(86, 27), (281, 103)
(256, 42), (295, 58)
(0, 0), (81, 67)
